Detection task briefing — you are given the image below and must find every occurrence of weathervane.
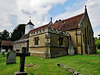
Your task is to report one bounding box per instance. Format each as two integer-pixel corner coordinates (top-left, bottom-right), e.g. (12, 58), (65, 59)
(29, 16), (31, 22)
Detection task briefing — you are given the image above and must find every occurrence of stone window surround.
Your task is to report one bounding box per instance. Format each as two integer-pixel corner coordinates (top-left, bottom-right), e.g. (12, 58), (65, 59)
(59, 37), (64, 47)
(34, 37), (39, 46)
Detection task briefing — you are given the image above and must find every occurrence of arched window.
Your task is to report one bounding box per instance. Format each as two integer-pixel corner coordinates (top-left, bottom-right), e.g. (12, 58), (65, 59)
(87, 26), (89, 45)
(85, 27), (87, 45)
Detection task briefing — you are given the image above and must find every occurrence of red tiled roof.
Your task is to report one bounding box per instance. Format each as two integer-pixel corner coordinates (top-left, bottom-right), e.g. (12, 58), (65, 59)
(20, 24), (47, 39)
(1, 40), (12, 46)
(29, 24), (47, 34)
(20, 13), (84, 40)
(50, 13), (84, 31)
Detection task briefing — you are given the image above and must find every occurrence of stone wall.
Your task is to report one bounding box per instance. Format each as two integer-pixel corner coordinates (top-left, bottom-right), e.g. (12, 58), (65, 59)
(80, 12), (96, 54)
(76, 29), (82, 54)
(13, 42), (28, 52)
(29, 32), (46, 57)
(29, 27), (69, 58)
(29, 34), (45, 47)
(50, 47), (68, 58)
(29, 47), (45, 57)
(66, 12), (96, 55)
(50, 33), (68, 47)
(49, 33), (68, 58)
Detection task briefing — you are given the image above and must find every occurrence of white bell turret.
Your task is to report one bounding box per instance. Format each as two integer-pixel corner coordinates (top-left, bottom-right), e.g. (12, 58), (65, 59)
(25, 20), (34, 34)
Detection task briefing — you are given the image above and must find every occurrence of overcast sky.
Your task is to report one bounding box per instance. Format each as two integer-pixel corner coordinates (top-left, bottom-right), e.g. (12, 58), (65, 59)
(0, 0), (100, 37)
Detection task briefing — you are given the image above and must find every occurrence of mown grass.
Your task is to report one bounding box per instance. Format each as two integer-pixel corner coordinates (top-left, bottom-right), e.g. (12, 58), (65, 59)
(0, 50), (100, 75)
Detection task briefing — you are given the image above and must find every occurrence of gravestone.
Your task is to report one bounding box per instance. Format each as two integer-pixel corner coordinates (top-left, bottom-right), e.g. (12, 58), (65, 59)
(8, 49), (11, 52)
(2, 51), (5, 56)
(1, 49), (5, 56)
(68, 44), (75, 56)
(15, 47), (30, 75)
(68, 38), (75, 56)
(6, 50), (16, 64)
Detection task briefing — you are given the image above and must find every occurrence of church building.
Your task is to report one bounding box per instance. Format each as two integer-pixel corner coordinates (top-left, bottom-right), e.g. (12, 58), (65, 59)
(13, 6), (96, 58)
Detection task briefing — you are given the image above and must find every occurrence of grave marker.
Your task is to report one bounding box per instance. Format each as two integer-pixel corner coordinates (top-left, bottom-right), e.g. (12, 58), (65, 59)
(15, 47), (30, 75)
(6, 50), (16, 64)
(68, 38), (75, 56)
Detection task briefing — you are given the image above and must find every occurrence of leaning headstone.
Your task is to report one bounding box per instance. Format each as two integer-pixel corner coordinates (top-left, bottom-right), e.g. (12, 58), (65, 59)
(15, 47), (30, 75)
(6, 50), (16, 64)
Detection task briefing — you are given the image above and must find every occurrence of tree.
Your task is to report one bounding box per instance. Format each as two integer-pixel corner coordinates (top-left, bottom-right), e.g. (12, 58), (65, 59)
(0, 30), (10, 48)
(95, 37), (100, 49)
(98, 44), (100, 49)
(0, 30), (10, 40)
(10, 24), (25, 41)
(0, 32), (1, 47)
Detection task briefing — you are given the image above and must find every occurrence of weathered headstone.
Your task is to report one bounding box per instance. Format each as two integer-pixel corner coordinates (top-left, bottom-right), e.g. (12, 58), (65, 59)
(1, 49), (5, 56)
(6, 50), (16, 64)
(68, 44), (75, 55)
(2, 51), (5, 56)
(15, 47), (30, 75)
(68, 38), (75, 56)
(8, 49), (11, 52)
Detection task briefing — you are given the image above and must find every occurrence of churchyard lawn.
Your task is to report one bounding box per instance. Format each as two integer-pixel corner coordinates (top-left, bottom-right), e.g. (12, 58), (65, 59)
(0, 50), (100, 75)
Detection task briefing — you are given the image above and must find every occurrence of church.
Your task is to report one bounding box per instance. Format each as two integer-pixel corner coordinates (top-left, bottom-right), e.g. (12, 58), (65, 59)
(13, 6), (96, 58)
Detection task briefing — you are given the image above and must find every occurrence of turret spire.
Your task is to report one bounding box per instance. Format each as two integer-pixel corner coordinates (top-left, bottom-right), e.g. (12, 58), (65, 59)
(47, 17), (53, 27)
(50, 17), (52, 23)
(25, 16), (34, 34)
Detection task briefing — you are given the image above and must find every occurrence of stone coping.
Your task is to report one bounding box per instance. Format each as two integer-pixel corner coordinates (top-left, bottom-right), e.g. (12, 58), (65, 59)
(56, 63), (82, 75)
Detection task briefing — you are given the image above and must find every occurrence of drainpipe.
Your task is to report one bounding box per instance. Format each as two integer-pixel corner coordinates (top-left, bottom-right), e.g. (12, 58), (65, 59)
(81, 32), (83, 55)
(76, 30), (78, 54)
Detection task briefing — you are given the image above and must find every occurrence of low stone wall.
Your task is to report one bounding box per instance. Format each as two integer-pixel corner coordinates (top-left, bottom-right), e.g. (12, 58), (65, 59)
(50, 47), (68, 58)
(30, 53), (44, 57)
(29, 47), (45, 57)
(56, 63), (82, 75)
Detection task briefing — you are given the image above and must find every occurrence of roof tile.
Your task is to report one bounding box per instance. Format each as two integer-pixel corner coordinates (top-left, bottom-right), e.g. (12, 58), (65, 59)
(19, 13), (84, 40)
(1, 40), (12, 46)
(50, 13), (84, 31)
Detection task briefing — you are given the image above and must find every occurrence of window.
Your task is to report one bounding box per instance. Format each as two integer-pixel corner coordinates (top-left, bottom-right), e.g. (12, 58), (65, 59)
(34, 37), (39, 45)
(85, 27), (87, 45)
(34, 32), (35, 34)
(59, 37), (64, 46)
